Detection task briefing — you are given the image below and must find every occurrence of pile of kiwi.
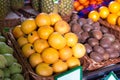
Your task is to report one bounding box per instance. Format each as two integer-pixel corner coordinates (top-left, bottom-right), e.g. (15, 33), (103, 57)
(69, 13), (120, 62)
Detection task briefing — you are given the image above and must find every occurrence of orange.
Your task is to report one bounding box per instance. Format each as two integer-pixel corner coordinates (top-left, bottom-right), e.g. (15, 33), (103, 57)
(28, 31), (40, 43)
(116, 0), (120, 3)
(12, 25), (24, 39)
(117, 11), (120, 16)
(75, 5), (84, 11)
(64, 32), (78, 47)
(33, 39), (49, 53)
(35, 63), (53, 76)
(90, 0), (97, 5)
(52, 60), (68, 73)
(41, 47), (59, 64)
(108, 1), (120, 13)
(72, 43), (86, 58)
(66, 57), (80, 68)
(35, 13), (51, 27)
(37, 26), (54, 40)
(107, 13), (118, 25)
(79, 0), (87, 4)
(117, 16), (120, 26)
(74, 1), (80, 9)
(59, 46), (73, 61)
(17, 35), (28, 47)
(48, 32), (66, 49)
(83, 0), (89, 8)
(22, 43), (35, 58)
(88, 10), (100, 22)
(29, 53), (43, 68)
(21, 18), (37, 34)
(99, 6), (110, 19)
(49, 13), (62, 26)
(54, 20), (71, 34)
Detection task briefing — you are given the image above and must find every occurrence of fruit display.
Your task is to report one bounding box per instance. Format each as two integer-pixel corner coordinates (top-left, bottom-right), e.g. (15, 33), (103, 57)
(88, 0), (120, 26)
(69, 13), (120, 70)
(30, 0), (73, 22)
(12, 12), (86, 77)
(0, 33), (24, 80)
(74, 0), (103, 11)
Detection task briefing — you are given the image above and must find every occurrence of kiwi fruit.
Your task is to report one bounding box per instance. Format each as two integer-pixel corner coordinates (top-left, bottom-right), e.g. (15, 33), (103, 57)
(101, 26), (109, 34)
(100, 37), (112, 48)
(71, 13), (79, 20)
(105, 46), (114, 53)
(82, 24), (93, 32)
(103, 52), (109, 60)
(84, 43), (93, 54)
(103, 33), (115, 42)
(88, 38), (99, 47)
(93, 45), (105, 54)
(112, 41), (120, 50)
(69, 19), (78, 27)
(80, 32), (89, 43)
(86, 18), (94, 25)
(92, 22), (101, 30)
(90, 52), (103, 62)
(71, 23), (82, 34)
(109, 51), (119, 59)
(78, 18), (87, 26)
(91, 30), (103, 40)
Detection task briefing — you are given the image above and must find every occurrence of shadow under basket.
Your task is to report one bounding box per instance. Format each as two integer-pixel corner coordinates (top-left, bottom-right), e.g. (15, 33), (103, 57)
(81, 18), (120, 71)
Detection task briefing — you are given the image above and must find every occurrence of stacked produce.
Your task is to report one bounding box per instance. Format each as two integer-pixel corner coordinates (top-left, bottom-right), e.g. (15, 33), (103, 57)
(74, 0), (103, 11)
(70, 13), (120, 63)
(0, 33), (24, 80)
(88, 0), (120, 25)
(31, 0), (74, 22)
(12, 13), (86, 77)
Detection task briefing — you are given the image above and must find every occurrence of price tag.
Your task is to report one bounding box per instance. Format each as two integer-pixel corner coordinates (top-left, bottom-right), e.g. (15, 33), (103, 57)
(103, 71), (118, 80)
(54, 66), (82, 80)
(53, 0), (59, 4)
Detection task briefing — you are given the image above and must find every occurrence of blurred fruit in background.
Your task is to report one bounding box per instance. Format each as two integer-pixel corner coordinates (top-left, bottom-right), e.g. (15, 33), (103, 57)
(73, 0), (103, 12)
(88, 0), (120, 26)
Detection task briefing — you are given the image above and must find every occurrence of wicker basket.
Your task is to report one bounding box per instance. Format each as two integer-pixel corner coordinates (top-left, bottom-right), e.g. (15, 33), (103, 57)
(81, 19), (120, 71)
(6, 28), (86, 80)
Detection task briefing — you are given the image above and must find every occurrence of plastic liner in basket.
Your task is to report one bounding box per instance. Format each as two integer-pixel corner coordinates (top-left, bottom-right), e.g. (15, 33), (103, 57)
(0, 28), (30, 80)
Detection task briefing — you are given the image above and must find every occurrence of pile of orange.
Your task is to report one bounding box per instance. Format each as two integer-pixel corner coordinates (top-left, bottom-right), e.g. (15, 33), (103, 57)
(88, 0), (120, 26)
(12, 12), (86, 77)
(74, 0), (103, 11)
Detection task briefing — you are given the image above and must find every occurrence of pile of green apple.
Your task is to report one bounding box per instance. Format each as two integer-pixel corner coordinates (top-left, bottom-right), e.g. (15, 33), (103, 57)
(0, 32), (24, 80)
